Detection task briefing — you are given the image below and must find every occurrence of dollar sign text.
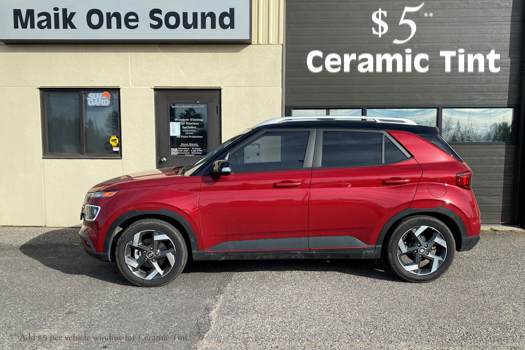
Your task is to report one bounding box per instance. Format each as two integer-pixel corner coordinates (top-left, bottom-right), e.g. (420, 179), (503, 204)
(372, 8), (388, 38)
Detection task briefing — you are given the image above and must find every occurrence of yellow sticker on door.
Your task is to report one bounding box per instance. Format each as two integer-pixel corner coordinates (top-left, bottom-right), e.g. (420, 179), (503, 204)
(110, 136), (119, 147)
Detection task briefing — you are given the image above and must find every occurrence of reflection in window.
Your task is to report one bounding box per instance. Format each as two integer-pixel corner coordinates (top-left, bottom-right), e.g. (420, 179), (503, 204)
(442, 108), (513, 142)
(291, 109), (362, 116)
(46, 92), (81, 154)
(291, 109), (327, 116)
(328, 109), (362, 116)
(43, 90), (121, 157)
(229, 131), (310, 174)
(367, 109), (437, 126)
(322, 131), (382, 168)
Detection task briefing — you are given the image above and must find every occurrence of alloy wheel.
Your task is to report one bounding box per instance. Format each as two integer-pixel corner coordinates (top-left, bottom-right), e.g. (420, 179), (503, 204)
(396, 225), (448, 276)
(124, 230), (177, 281)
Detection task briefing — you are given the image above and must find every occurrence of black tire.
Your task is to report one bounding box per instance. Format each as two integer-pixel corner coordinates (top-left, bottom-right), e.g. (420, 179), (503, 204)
(385, 216), (455, 282)
(116, 219), (188, 287)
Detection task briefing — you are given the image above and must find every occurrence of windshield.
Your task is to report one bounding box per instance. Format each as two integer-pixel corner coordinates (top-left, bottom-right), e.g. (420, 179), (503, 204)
(183, 132), (247, 176)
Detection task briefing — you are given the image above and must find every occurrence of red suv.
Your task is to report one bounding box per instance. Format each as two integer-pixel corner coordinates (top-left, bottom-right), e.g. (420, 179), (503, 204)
(79, 117), (481, 286)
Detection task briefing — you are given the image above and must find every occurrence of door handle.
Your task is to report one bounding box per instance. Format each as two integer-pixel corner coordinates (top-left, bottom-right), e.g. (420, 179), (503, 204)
(382, 178), (410, 185)
(274, 181), (302, 188)
(159, 157), (167, 163)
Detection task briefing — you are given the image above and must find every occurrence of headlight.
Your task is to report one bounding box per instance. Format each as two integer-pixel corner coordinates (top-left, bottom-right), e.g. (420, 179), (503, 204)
(84, 205), (101, 221)
(87, 190), (119, 199)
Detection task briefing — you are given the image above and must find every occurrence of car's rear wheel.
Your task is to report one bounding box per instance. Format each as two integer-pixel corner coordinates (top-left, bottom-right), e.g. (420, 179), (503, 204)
(386, 216), (455, 282)
(116, 219), (188, 287)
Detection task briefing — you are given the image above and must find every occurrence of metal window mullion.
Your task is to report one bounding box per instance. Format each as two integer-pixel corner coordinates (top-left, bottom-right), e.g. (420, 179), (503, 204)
(437, 107), (443, 134)
(79, 90), (86, 156)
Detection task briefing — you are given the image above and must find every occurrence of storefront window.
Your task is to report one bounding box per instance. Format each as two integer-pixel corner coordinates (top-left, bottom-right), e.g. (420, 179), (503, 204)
(46, 92), (81, 154)
(83, 91), (120, 155)
(42, 89), (121, 157)
(367, 109), (437, 127)
(291, 109), (328, 116)
(328, 109), (362, 116)
(291, 109), (362, 116)
(441, 108), (513, 142)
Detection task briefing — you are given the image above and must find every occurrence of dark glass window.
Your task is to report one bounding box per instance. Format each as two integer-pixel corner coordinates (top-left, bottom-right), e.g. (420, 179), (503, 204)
(229, 131), (309, 174)
(384, 137), (408, 164)
(46, 92), (81, 154)
(368, 109), (437, 127)
(441, 108), (513, 142)
(42, 90), (121, 157)
(322, 131), (382, 168)
(291, 109), (362, 116)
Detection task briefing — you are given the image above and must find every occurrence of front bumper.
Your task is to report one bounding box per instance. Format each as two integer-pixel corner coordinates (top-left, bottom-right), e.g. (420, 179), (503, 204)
(79, 227), (110, 262)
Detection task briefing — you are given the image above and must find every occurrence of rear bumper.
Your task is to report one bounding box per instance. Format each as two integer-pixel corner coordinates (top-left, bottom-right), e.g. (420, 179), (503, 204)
(458, 234), (480, 252)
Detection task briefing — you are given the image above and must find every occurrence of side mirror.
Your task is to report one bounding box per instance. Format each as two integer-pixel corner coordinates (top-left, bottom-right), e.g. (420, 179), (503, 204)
(211, 160), (231, 176)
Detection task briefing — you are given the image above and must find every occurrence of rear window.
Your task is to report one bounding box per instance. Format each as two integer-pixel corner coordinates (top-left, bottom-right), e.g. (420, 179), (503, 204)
(322, 131), (382, 167)
(384, 137), (408, 164)
(321, 131), (409, 168)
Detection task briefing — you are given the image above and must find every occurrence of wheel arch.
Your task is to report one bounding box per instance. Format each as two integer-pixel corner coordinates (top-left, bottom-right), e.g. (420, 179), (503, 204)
(104, 209), (199, 262)
(376, 207), (467, 254)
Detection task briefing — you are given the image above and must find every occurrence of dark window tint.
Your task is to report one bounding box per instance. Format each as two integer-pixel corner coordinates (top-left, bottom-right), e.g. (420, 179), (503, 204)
(229, 131), (309, 173)
(42, 90), (121, 158)
(83, 91), (120, 155)
(322, 131), (382, 168)
(46, 92), (81, 154)
(384, 136), (408, 164)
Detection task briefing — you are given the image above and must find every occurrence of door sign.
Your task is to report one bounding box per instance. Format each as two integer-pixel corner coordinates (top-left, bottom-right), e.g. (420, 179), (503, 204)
(169, 104), (208, 156)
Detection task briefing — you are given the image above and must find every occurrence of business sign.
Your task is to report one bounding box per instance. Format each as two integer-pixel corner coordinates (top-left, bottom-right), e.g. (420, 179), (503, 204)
(306, 3), (500, 75)
(0, 0), (251, 43)
(285, 0), (512, 108)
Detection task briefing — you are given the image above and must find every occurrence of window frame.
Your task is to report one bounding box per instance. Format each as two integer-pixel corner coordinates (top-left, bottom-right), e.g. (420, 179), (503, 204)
(40, 88), (122, 159)
(224, 128), (316, 174)
(313, 129), (412, 169)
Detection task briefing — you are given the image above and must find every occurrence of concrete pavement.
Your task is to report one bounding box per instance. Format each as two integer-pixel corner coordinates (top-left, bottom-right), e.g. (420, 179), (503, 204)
(0, 226), (524, 349)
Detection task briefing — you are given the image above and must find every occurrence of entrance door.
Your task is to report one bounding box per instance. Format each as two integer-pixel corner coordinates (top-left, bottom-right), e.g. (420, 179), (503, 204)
(155, 90), (221, 168)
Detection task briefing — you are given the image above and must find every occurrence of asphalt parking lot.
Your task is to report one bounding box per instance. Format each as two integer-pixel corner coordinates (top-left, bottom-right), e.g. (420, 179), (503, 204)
(0, 227), (524, 350)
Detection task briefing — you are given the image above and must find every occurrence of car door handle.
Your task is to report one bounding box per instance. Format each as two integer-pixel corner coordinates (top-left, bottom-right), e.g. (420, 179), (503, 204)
(382, 178), (410, 185)
(274, 181), (302, 188)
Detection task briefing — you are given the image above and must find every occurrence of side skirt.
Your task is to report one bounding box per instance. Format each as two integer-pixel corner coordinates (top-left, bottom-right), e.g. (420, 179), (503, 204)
(192, 247), (380, 261)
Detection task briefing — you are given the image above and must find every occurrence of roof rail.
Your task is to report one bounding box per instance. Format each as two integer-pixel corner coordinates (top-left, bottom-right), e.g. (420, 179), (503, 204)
(253, 116), (418, 128)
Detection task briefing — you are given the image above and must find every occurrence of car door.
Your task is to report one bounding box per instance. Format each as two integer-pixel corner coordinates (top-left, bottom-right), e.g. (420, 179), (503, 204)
(199, 129), (315, 252)
(308, 129), (422, 250)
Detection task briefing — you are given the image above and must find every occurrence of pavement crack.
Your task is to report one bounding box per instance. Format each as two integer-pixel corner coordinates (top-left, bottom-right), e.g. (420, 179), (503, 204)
(194, 272), (235, 350)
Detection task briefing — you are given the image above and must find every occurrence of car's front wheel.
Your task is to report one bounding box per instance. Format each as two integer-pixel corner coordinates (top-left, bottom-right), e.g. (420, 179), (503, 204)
(386, 216), (455, 282)
(116, 219), (188, 287)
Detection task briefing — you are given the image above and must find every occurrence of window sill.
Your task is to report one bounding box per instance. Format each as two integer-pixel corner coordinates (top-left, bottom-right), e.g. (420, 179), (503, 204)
(42, 155), (122, 160)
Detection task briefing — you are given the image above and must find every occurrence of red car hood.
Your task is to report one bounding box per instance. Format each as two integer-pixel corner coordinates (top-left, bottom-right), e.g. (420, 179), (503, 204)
(90, 167), (182, 192)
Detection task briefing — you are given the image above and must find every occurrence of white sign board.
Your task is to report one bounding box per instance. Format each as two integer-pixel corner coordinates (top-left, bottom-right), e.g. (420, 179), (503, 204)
(0, 0), (251, 43)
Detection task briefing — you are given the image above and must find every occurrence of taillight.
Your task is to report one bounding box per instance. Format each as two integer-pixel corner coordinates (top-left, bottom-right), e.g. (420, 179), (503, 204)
(456, 171), (472, 189)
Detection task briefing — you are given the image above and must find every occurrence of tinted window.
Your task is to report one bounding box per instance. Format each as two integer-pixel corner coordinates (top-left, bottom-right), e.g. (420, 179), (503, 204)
(322, 131), (382, 168)
(46, 92), (81, 154)
(384, 136), (408, 164)
(367, 109), (437, 127)
(43, 90), (121, 157)
(83, 91), (120, 155)
(229, 131), (309, 174)
(441, 108), (513, 142)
